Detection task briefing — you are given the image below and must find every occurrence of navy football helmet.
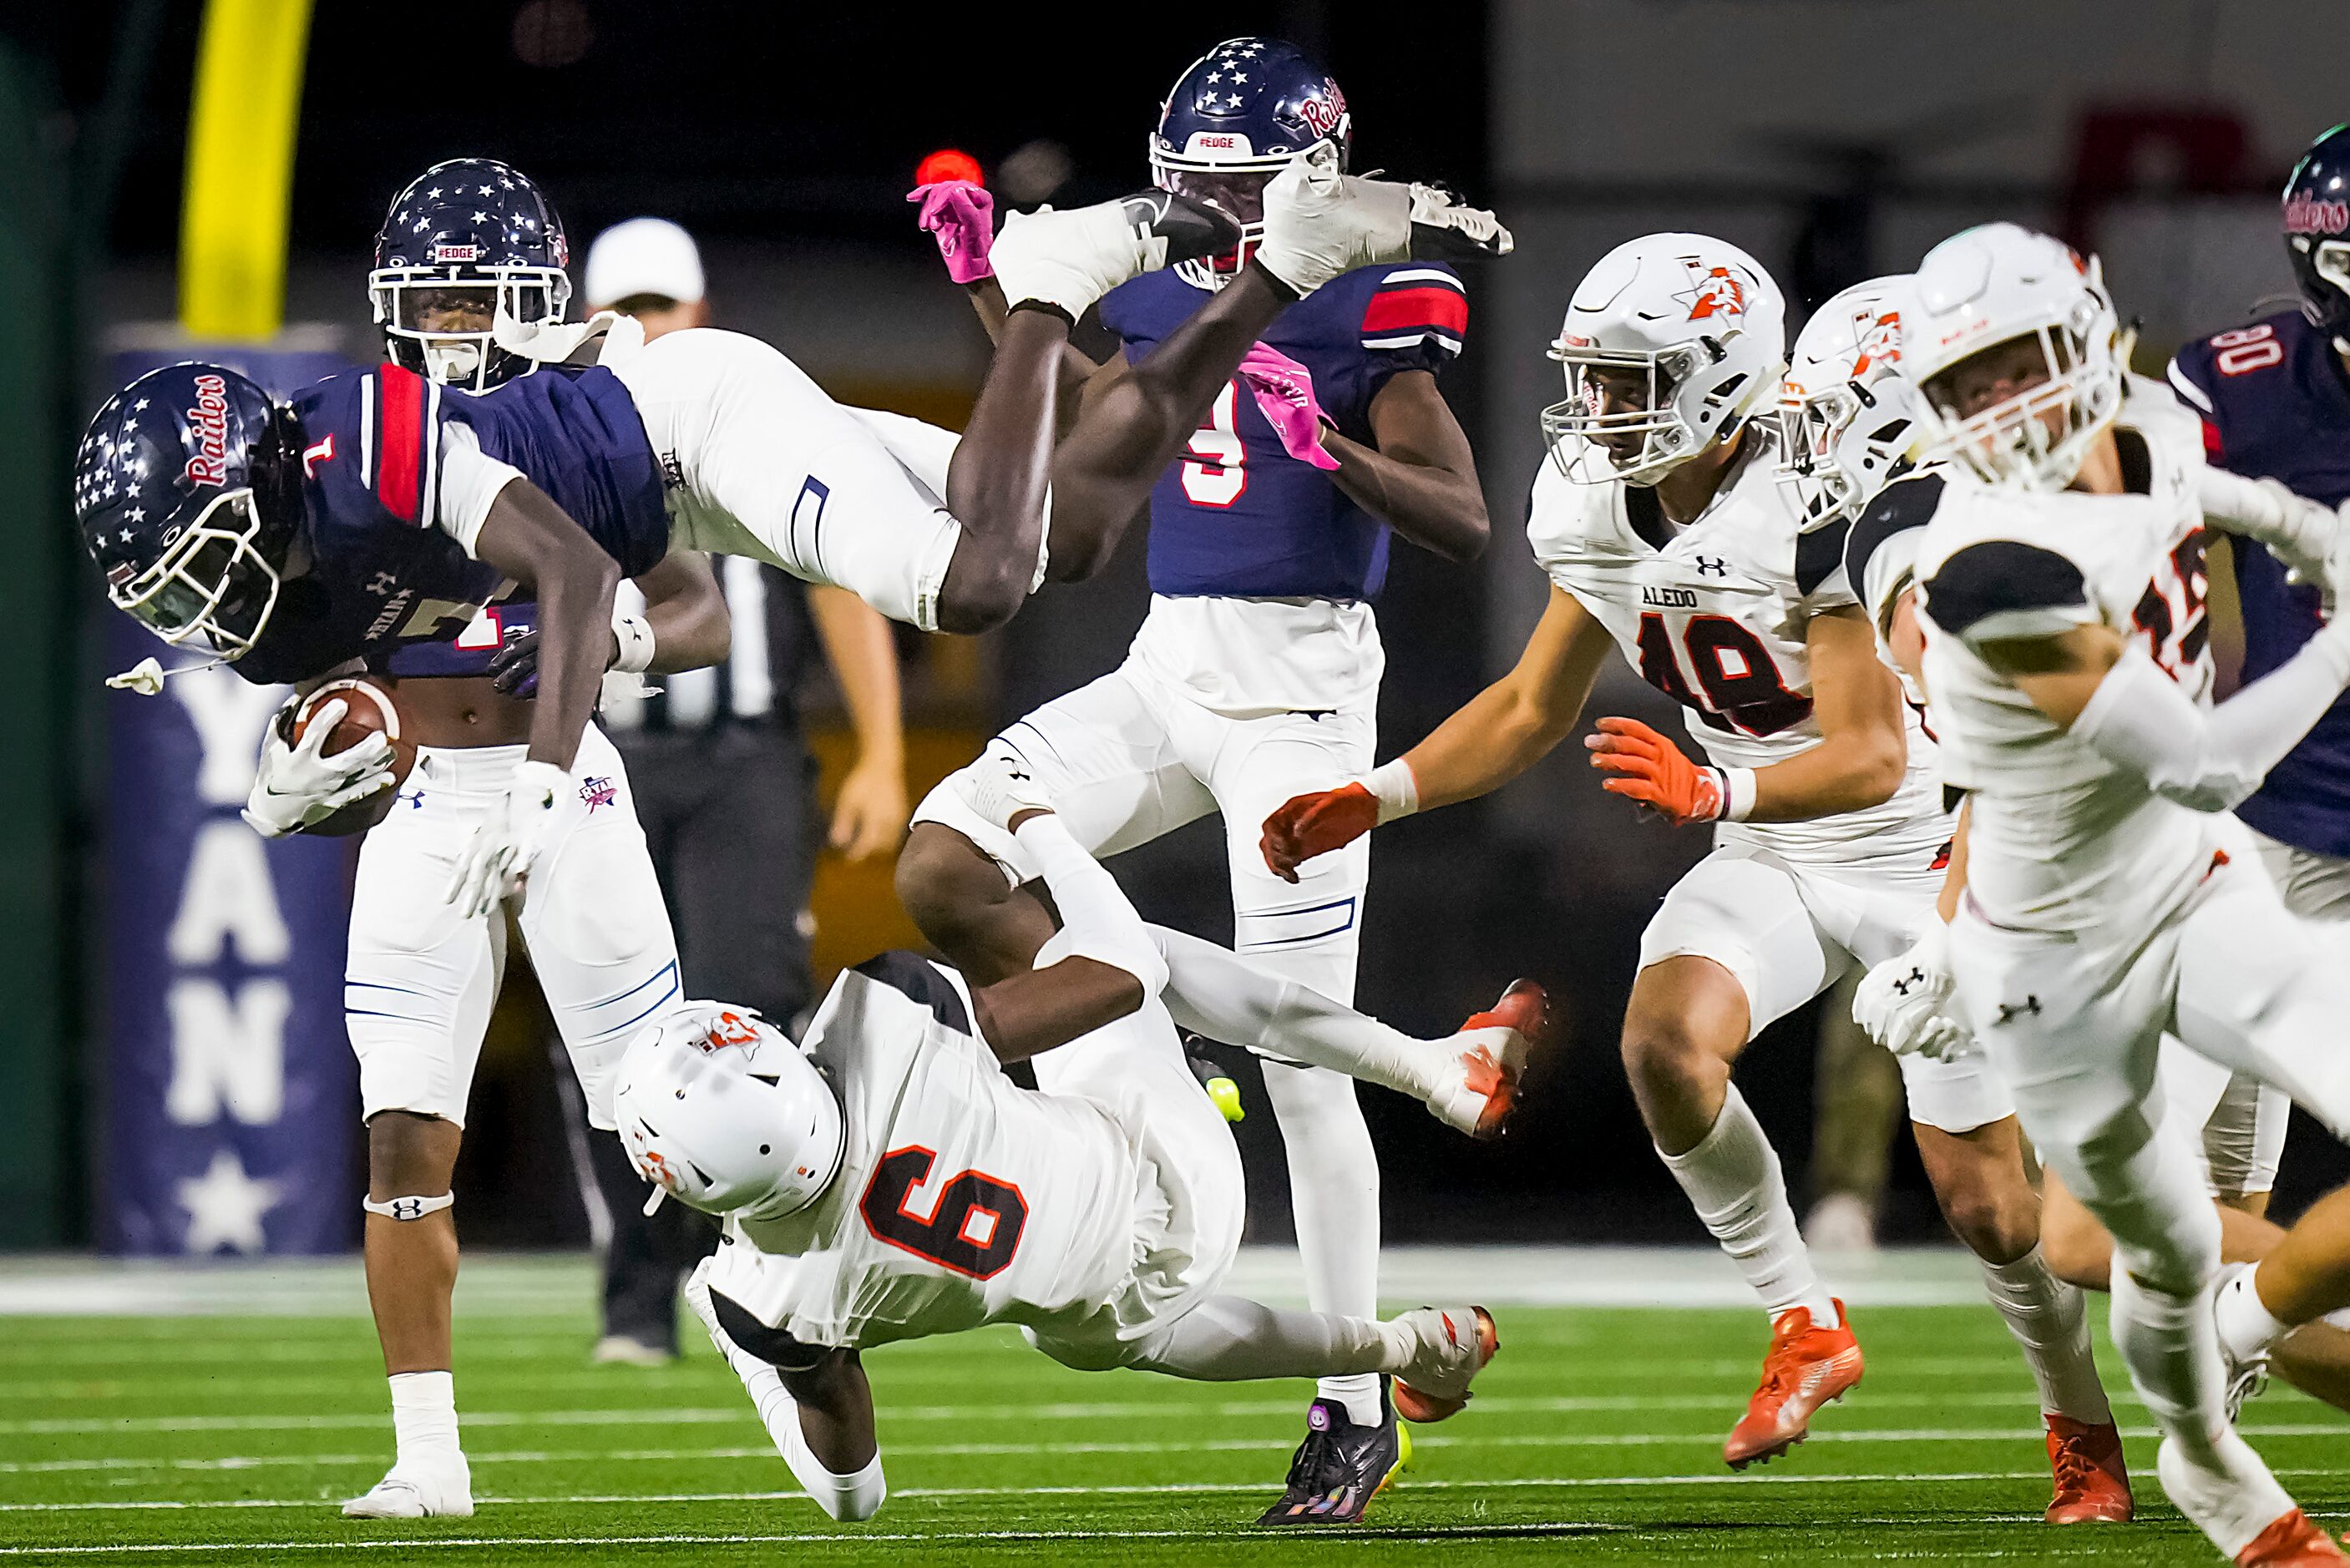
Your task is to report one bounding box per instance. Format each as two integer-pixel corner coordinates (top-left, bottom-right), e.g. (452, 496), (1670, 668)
(1150, 38), (1350, 288)
(73, 364), (304, 659)
(2284, 124), (2350, 344)
(371, 157), (572, 392)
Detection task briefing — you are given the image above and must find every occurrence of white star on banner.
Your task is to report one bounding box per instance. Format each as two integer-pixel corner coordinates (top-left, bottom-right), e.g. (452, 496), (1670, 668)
(179, 1149), (281, 1255)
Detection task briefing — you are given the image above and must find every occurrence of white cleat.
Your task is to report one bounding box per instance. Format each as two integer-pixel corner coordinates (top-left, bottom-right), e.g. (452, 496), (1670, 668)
(2155, 1429), (2301, 1561)
(1424, 980), (1547, 1139)
(1254, 144), (1512, 297)
(341, 1454), (474, 1519)
(1390, 1304), (1500, 1424)
(2216, 1262), (2275, 1423)
(989, 191), (1239, 320)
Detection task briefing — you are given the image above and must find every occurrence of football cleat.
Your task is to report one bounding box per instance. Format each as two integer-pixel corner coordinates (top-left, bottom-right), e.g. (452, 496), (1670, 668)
(2156, 1429), (2306, 1562)
(1724, 1300), (1863, 1469)
(2234, 1510), (2350, 1566)
(1256, 1383), (1409, 1525)
(1426, 979), (1548, 1139)
(2217, 1262), (2276, 1422)
(1391, 1305), (1500, 1423)
(988, 190), (1238, 320)
(2043, 1414), (2133, 1524)
(341, 1454), (474, 1519)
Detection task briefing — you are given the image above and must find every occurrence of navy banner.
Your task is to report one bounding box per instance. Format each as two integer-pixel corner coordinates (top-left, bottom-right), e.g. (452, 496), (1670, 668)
(100, 343), (358, 1256)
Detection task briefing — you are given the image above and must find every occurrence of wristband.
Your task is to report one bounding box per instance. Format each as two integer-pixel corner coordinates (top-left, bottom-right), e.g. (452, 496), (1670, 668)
(1716, 766), (1758, 823)
(610, 611), (656, 675)
(1365, 758), (1420, 824)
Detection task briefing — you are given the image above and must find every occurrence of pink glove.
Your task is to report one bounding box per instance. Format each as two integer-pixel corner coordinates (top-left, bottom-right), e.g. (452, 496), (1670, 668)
(1235, 342), (1340, 472)
(909, 180), (996, 284)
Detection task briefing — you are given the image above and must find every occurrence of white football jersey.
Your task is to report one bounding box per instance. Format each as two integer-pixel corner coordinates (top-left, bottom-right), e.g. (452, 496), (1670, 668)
(1529, 423), (1949, 871)
(711, 956), (1216, 1353)
(1916, 381), (2217, 934)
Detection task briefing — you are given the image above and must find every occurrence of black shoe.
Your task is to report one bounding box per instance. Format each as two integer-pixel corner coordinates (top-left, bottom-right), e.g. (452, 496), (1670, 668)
(1115, 190), (1243, 268)
(1255, 1383), (1406, 1525)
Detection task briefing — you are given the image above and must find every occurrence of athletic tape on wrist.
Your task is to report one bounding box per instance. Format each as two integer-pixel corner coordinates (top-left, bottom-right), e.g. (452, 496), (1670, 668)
(363, 1192), (454, 1222)
(1366, 758), (1419, 824)
(1718, 766), (1758, 822)
(610, 612), (656, 675)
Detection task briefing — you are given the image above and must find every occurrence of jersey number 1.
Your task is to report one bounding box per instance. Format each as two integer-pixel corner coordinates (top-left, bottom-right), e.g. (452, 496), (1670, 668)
(858, 1146), (1027, 1280)
(1179, 382), (1248, 508)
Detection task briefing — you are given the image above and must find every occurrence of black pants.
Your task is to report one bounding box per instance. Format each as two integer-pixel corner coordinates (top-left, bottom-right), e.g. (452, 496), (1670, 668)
(571, 722), (820, 1350)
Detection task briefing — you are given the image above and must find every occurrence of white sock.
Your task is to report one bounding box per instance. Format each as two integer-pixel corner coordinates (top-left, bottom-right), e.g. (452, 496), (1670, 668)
(1153, 926), (1446, 1101)
(2109, 1268), (2227, 1467)
(2216, 1265), (2294, 1361)
(1978, 1247), (2110, 1423)
(1658, 1085), (1836, 1328)
(387, 1370), (461, 1465)
(1260, 1058), (1385, 1427)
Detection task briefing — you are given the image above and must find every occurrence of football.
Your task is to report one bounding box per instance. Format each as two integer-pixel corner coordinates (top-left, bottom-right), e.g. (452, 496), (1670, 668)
(287, 676), (415, 835)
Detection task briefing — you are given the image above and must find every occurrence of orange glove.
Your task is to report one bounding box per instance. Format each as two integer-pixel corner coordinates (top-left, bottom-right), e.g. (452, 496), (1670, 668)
(1586, 716), (1728, 827)
(1261, 783), (1380, 883)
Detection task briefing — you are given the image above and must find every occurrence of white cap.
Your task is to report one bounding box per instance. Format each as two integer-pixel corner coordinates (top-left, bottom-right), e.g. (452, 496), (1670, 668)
(583, 217), (706, 309)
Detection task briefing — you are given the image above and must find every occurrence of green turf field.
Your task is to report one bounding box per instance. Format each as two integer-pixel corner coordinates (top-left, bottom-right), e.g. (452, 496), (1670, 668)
(1, 1267), (2343, 1565)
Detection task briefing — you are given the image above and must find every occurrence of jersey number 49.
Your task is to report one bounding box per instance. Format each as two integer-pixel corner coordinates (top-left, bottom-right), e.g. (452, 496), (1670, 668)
(1635, 612), (1813, 736)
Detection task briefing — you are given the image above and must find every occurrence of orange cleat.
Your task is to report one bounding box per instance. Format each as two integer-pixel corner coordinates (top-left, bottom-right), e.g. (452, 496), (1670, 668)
(1723, 1300), (1863, 1469)
(2236, 1510), (2349, 1565)
(2044, 1415), (2133, 1524)
(1431, 980), (1549, 1139)
(1392, 1306), (1500, 1424)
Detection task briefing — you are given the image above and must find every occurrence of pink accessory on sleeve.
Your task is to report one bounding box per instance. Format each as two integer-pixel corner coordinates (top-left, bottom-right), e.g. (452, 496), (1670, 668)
(1234, 341), (1340, 471)
(908, 181), (997, 284)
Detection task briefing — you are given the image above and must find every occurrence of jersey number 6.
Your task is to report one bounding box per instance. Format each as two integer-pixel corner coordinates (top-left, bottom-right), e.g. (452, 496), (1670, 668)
(858, 1146), (1028, 1280)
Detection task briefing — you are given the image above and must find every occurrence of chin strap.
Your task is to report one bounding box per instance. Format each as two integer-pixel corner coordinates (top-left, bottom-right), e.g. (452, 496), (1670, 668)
(105, 655), (232, 697)
(364, 1192), (455, 1222)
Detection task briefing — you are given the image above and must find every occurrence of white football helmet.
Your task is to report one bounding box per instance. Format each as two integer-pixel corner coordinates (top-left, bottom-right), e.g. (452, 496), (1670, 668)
(1904, 223), (2125, 491)
(610, 1003), (843, 1222)
(1778, 276), (1929, 530)
(1542, 233), (1787, 487)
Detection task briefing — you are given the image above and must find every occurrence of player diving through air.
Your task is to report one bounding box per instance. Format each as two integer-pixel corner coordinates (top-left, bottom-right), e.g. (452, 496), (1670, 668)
(72, 139), (1507, 1517)
(1260, 233), (2143, 1523)
(899, 37), (1506, 1523)
(610, 760), (1535, 1523)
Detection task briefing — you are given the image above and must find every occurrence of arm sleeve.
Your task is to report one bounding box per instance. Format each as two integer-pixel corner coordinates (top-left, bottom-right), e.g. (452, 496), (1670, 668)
(431, 421), (525, 559)
(2074, 629), (2350, 812)
(2197, 465), (2335, 579)
(782, 1428), (887, 1522)
(1012, 813), (1168, 996)
(1921, 539), (2097, 647)
(1360, 266), (1468, 387)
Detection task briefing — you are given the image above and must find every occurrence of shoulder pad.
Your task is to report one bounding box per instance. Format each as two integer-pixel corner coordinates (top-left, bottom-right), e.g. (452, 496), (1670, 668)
(1921, 538), (2092, 644)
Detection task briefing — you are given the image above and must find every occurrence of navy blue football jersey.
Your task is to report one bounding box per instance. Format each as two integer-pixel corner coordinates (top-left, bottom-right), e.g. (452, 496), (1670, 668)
(236, 362), (667, 686)
(1096, 262), (1466, 600)
(2170, 310), (2350, 857)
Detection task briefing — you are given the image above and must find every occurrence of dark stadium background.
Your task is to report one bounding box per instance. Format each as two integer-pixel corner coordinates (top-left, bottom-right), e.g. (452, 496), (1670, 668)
(4, 0), (2347, 1254)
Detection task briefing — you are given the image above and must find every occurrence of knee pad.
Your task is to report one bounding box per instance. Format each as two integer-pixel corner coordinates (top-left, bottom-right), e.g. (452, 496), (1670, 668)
(363, 1192), (454, 1222)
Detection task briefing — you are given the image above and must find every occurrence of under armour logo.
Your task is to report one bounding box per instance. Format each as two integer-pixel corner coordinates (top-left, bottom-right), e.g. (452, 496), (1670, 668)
(1694, 556), (1730, 577)
(1995, 996), (2042, 1024)
(1891, 967), (1926, 998)
(368, 571), (398, 595)
(385, 1196), (429, 1222)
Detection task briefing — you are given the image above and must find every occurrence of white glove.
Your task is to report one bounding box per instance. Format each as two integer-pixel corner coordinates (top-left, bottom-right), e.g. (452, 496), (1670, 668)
(953, 741), (1056, 833)
(1851, 919), (1973, 1061)
(443, 759), (570, 916)
(240, 698), (396, 839)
